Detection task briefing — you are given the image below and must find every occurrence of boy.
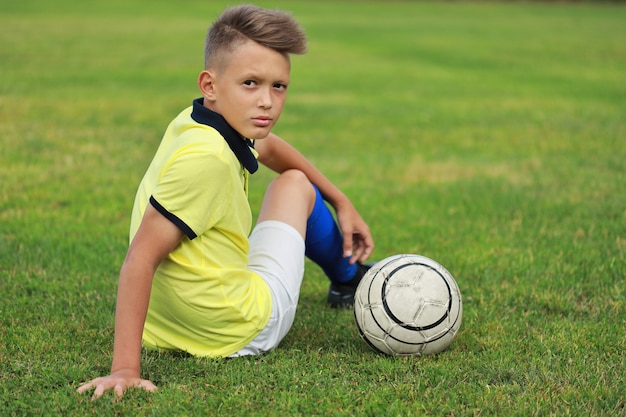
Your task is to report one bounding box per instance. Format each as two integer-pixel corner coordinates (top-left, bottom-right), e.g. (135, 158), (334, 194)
(78, 4), (374, 399)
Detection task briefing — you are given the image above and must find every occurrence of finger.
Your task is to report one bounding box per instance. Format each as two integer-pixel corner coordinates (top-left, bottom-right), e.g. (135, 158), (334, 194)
(339, 218), (358, 257)
(114, 384), (125, 401)
(355, 235), (374, 263)
(139, 379), (158, 392)
(342, 233), (353, 260)
(362, 235), (375, 261)
(92, 383), (107, 400)
(77, 381), (94, 394)
(77, 377), (106, 395)
(352, 239), (369, 262)
(350, 237), (365, 264)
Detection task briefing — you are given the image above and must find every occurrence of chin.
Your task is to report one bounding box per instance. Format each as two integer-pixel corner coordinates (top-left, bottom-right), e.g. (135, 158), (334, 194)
(251, 133), (271, 140)
(246, 129), (272, 140)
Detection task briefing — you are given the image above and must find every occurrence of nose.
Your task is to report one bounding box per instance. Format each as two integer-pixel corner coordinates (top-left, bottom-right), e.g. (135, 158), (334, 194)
(258, 87), (272, 109)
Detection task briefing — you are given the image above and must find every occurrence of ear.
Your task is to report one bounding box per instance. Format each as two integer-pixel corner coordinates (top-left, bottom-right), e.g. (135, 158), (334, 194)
(198, 70), (217, 102)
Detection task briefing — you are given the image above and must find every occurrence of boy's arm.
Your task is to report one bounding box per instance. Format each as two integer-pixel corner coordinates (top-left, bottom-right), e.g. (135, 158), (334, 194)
(256, 132), (374, 262)
(77, 204), (183, 400)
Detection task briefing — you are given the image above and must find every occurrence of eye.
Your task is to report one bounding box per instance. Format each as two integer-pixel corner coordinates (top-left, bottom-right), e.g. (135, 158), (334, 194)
(243, 80), (257, 87)
(273, 83), (287, 91)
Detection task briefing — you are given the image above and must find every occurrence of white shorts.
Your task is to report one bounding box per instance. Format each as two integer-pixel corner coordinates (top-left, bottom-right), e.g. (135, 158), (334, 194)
(231, 220), (305, 356)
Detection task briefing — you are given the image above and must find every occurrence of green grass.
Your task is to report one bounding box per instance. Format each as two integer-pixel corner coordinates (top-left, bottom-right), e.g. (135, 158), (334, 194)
(1, 0), (625, 415)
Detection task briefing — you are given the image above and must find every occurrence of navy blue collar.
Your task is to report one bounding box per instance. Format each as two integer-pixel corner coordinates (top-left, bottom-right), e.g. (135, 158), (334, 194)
(190, 98), (258, 174)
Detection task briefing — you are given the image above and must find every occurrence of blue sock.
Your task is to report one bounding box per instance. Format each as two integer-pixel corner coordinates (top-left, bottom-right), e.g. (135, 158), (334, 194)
(305, 185), (357, 284)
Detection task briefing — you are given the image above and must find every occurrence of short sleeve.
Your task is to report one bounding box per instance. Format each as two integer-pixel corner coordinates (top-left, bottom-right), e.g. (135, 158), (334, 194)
(152, 146), (231, 238)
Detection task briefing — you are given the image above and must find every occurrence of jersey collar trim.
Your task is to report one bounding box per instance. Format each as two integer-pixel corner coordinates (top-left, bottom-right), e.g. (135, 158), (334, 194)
(190, 98), (258, 174)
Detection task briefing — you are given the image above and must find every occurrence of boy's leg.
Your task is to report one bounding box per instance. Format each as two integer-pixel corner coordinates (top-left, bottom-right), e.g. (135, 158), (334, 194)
(256, 170), (368, 306)
(256, 170), (361, 286)
(235, 169), (369, 355)
(239, 219), (305, 356)
(256, 169), (316, 238)
(233, 170), (314, 356)
(304, 185), (371, 307)
(304, 185), (357, 283)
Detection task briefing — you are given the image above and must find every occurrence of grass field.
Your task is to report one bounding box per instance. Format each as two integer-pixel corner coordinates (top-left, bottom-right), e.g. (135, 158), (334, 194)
(1, 0), (625, 415)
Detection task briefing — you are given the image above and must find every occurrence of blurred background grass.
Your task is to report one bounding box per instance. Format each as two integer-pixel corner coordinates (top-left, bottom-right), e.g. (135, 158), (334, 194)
(1, 1), (625, 415)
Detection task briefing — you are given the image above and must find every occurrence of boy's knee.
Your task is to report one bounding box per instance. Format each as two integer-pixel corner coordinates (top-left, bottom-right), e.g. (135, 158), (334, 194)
(275, 169), (311, 190)
(272, 169), (315, 199)
(277, 169), (308, 183)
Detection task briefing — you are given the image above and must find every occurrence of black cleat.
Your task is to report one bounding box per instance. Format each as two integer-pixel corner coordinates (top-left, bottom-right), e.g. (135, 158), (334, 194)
(327, 262), (374, 308)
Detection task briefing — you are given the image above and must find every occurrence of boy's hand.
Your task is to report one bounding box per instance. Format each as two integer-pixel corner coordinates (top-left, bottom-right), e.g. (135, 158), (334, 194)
(77, 369), (157, 400)
(336, 202), (374, 264)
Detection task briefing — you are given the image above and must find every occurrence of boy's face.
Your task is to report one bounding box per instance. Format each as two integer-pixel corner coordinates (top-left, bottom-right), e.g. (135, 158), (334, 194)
(200, 39), (291, 140)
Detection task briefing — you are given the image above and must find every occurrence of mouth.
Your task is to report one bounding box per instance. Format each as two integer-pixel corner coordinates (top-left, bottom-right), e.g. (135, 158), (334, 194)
(252, 116), (272, 128)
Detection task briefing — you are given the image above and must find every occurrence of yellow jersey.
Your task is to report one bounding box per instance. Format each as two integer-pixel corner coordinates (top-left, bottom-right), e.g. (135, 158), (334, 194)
(131, 99), (271, 357)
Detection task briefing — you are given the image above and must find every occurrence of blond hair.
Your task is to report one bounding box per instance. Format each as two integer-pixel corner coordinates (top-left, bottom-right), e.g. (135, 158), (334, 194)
(204, 4), (307, 70)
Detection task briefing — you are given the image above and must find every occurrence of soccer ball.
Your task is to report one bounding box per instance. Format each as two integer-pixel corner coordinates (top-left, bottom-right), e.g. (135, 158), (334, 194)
(354, 254), (462, 356)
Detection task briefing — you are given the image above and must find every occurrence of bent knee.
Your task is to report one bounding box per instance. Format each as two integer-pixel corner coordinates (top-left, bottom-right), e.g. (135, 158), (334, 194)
(271, 170), (315, 199)
(277, 169), (308, 183)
